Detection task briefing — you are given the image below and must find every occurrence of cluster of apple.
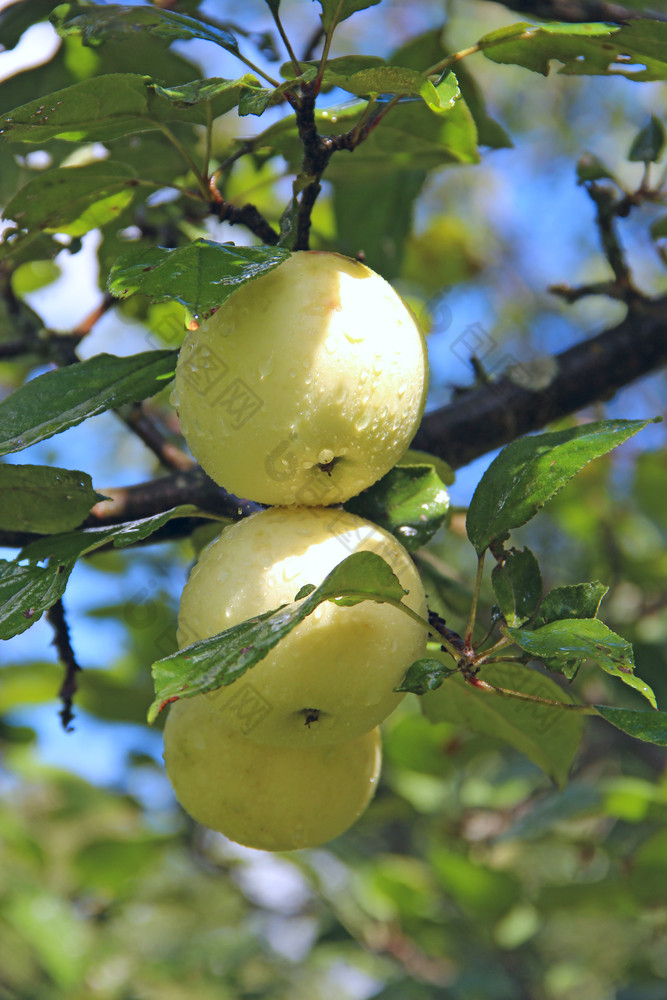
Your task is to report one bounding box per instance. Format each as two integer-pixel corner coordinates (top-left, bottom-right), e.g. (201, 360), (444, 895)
(164, 251), (430, 851)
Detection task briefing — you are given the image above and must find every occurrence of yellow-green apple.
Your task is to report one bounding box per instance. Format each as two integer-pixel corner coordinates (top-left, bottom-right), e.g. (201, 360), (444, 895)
(177, 505), (428, 746)
(173, 250), (428, 505)
(164, 694), (382, 851)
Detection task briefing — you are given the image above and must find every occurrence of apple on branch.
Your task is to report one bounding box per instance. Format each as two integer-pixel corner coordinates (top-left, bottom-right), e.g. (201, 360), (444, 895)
(164, 693), (382, 851)
(176, 505), (429, 747)
(172, 251), (428, 506)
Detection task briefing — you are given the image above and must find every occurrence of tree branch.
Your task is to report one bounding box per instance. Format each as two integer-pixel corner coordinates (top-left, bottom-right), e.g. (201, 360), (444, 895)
(0, 300), (664, 553)
(413, 296), (667, 468)
(208, 183), (280, 245)
(85, 468), (264, 526)
(485, 0), (667, 22)
(46, 598), (82, 732)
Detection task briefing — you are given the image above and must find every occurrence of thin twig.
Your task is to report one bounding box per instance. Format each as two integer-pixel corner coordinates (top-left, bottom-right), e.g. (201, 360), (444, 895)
(0, 338), (29, 359)
(47, 598), (82, 732)
(465, 553), (486, 649)
(269, 6), (302, 77)
(466, 674), (598, 713)
(117, 403), (194, 473)
(208, 182), (280, 244)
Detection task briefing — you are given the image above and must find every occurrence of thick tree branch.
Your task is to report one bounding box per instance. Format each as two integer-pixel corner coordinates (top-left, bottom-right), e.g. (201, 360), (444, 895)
(83, 467), (263, 526)
(485, 0), (667, 22)
(413, 296), (667, 468)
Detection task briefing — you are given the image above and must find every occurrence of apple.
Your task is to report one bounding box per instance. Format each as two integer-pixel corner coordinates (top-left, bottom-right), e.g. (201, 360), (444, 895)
(172, 250), (428, 506)
(163, 694), (382, 851)
(177, 505), (428, 747)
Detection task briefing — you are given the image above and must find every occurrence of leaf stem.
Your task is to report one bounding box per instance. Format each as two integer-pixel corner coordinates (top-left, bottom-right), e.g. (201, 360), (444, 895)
(474, 635), (515, 664)
(270, 7), (302, 77)
(466, 674), (597, 714)
(234, 51), (280, 88)
(465, 551), (486, 649)
(314, 10), (339, 95)
(153, 122), (211, 201)
(426, 42), (481, 77)
(203, 101), (213, 181)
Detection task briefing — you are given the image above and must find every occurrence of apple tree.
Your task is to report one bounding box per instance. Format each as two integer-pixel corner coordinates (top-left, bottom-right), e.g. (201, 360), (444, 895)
(0, 0), (666, 997)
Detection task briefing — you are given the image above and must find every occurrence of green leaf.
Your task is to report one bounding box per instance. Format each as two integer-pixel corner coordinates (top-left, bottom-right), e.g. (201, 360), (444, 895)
(51, 3), (240, 55)
(0, 465), (105, 534)
(263, 0), (281, 12)
(480, 21), (617, 76)
(147, 76), (261, 124)
(19, 505), (209, 566)
(3, 161), (139, 238)
(532, 581), (608, 629)
(149, 550), (418, 722)
(0, 0), (55, 51)
(0, 72), (255, 144)
(422, 662), (583, 787)
(650, 214), (667, 240)
(0, 74), (153, 143)
(0, 559), (73, 639)
(107, 240), (290, 319)
(491, 547), (542, 627)
(595, 705), (667, 746)
(401, 449), (455, 486)
(0, 351), (177, 458)
(466, 419), (653, 555)
(237, 75), (309, 117)
(317, 0), (382, 33)
(576, 152), (615, 183)
(345, 463), (450, 552)
(321, 64), (444, 109)
(254, 75), (478, 179)
(395, 657), (458, 694)
(481, 19), (667, 82)
(628, 115), (665, 162)
(504, 619), (657, 708)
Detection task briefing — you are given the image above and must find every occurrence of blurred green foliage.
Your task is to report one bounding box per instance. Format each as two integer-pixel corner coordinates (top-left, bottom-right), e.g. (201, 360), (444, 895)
(0, 0), (666, 996)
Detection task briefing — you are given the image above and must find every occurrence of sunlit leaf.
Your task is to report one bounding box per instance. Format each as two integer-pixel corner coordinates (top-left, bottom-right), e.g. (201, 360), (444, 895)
(108, 240), (290, 319)
(491, 546), (542, 627)
(504, 618), (656, 707)
(345, 462), (450, 552)
(3, 161), (138, 237)
(466, 419), (653, 555)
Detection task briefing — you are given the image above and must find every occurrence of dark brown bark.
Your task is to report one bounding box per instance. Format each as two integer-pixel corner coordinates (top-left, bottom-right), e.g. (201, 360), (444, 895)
(486, 0), (667, 22)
